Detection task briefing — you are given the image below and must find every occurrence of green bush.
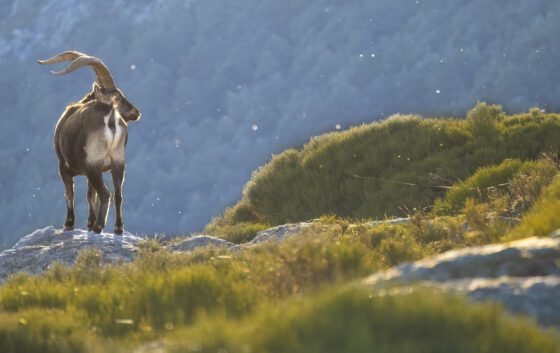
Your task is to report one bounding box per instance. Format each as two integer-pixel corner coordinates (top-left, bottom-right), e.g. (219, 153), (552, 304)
(466, 102), (505, 138)
(216, 105), (560, 229)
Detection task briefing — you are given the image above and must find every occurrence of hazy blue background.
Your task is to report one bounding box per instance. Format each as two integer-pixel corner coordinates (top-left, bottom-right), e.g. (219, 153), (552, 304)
(1, 0), (559, 248)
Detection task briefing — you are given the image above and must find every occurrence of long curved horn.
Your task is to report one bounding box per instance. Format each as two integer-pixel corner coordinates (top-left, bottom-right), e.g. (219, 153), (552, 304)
(39, 53), (117, 91)
(37, 51), (86, 65)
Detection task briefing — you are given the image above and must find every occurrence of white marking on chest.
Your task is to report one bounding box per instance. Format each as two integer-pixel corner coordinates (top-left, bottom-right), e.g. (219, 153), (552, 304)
(104, 109), (123, 151)
(84, 109), (126, 167)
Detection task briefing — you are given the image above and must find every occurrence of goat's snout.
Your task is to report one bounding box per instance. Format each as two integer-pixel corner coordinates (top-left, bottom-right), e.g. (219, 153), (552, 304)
(124, 108), (141, 121)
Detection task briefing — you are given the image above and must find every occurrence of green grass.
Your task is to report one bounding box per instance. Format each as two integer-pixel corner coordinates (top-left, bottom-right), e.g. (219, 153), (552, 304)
(1, 252), (258, 334)
(0, 215), (506, 353)
(212, 103), (560, 230)
(167, 288), (560, 353)
(0, 309), (92, 353)
(2, 206), (542, 353)
(3, 274), (560, 353)
(433, 158), (557, 215)
(204, 221), (270, 244)
(507, 174), (560, 239)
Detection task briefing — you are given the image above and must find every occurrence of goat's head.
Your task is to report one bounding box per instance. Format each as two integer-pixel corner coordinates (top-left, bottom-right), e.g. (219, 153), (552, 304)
(38, 51), (141, 122)
(92, 83), (141, 122)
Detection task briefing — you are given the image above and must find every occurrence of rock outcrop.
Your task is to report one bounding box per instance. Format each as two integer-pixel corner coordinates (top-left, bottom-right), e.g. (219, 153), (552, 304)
(0, 226), (142, 282)
(170, 235), (235, 252)
(0, 221), (319, 282)
(363, 235), (560, 329)
(247, 222), (314, 245)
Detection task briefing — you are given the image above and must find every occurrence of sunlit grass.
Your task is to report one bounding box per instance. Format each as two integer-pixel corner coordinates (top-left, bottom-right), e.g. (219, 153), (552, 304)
(434, 158), (557, 215)
(166, 288), (560, 353)
(204, 221), (270, 244)
(0, 214), (500, 353)
(507, 174), (560, 239)
(0, 210), (527, 347)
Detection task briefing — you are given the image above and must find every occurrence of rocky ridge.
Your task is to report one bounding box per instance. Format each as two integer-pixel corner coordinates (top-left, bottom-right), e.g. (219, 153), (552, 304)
(0, 221), (325, 283)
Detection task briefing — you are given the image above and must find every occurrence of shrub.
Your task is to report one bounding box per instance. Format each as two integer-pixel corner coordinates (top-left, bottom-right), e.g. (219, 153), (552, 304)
(215, 106), (560, 229)
(466, 102), (504, 137)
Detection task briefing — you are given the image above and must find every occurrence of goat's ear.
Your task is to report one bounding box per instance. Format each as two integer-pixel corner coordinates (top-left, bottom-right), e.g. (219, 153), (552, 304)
(92, 82), (112, 105)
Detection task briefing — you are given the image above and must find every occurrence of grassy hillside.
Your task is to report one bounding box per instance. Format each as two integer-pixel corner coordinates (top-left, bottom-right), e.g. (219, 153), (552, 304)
(2, 103), (560, 352)
(209, 104), (560, 231)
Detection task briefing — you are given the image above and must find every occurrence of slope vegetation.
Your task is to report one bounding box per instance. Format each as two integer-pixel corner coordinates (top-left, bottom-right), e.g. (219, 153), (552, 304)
(212, 104), (560, 230)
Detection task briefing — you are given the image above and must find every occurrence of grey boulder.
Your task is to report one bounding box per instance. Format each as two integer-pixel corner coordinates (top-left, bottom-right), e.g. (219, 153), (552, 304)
(363, 235), (560, 329)
(0, 226), (142, 282)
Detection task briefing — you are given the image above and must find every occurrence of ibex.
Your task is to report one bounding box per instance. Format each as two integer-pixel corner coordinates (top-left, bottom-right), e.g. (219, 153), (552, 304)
(38, 51), (141, 234)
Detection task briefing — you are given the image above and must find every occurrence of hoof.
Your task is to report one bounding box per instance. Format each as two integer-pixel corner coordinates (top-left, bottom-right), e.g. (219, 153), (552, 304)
(63, 225), (74, 231)
(114, 228), (124, 235)
(91, 226), (103, 234)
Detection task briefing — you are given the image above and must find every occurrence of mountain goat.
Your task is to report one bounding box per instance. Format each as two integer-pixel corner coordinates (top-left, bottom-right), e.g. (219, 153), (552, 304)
(38, 51), (141, 234)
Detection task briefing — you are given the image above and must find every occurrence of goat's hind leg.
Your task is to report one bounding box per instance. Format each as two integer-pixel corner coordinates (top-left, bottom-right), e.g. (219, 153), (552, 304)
(59, 163), (75, 231)
(87, 171), (111, 234)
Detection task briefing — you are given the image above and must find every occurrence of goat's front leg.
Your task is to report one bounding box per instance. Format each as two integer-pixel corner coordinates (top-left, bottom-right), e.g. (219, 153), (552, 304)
(59, 164), (75, 231)
(86, 180), (98, 231)
(111, 164), (125, 235)
(87, 171), (111, 234)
